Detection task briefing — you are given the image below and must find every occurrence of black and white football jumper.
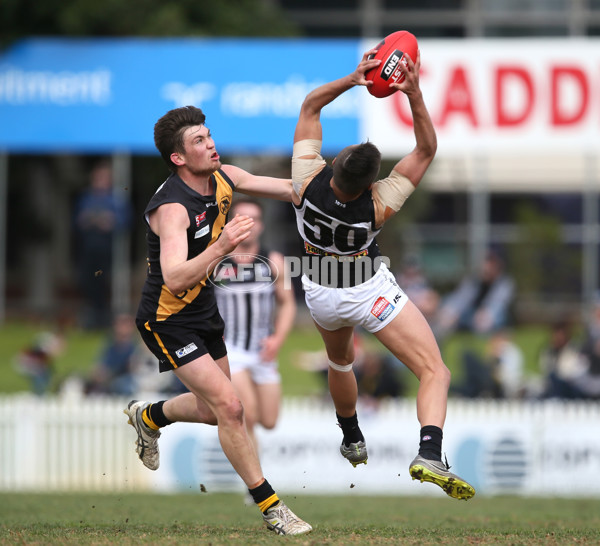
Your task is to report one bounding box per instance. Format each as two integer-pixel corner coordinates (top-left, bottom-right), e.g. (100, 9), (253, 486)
(293, 164), (383, 288)
(214, 249), (276, 353)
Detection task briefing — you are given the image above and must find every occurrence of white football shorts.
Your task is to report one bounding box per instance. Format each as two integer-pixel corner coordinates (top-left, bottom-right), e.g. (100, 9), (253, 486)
(226, 346), (281, 385)
(301, 262), (409, 333)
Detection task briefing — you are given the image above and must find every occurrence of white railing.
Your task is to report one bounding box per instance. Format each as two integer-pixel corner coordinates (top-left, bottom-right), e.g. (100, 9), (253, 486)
(2, 393), (600, 496)
(0, 394), (150, 492)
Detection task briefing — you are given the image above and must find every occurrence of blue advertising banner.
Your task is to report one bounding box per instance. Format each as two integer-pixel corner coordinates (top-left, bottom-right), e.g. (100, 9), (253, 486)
(0, 38), (361, 155)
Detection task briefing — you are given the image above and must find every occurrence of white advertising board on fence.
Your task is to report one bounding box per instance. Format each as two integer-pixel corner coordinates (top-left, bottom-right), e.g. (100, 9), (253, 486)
(1, 395), (600, 497)
(361, 38), (600, 156)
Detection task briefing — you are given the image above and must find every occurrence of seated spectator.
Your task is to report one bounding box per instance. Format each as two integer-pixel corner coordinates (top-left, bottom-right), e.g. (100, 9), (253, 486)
(352, 334), (406, 407)
(573, 294), (600, 399)
(539, 319), (589, 399)
(294, 331), (406, 406)
(451, 329), (524, 399)
(85, 313), (140, 396)
(14, 330), (65, 395)
(396, 255), (440, 322)
(433, 249), (515, 340)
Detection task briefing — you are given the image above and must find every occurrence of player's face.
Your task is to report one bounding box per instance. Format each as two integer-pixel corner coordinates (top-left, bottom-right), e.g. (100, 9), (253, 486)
(177, 125), (221, 175)
(231, 202), (263, 241)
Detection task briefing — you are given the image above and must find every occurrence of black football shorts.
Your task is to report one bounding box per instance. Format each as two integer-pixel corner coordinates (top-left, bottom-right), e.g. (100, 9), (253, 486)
(137, 310), (227, 372)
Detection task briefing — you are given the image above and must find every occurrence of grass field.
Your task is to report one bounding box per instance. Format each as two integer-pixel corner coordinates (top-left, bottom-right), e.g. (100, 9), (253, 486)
(1, 492), (599, 544)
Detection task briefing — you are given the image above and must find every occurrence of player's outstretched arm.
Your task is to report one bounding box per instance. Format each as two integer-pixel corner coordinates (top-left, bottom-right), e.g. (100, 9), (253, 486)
(294, 50), (381, 144)
(388, 50), (437, 187)
(221, 164), (293, 202)
(372, 51), (437, 227)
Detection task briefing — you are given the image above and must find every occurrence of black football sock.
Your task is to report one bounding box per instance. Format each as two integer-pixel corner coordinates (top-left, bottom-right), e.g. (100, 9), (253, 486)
(337, 412), (365, 447)
(249, 479), (280, 513)
(143, 401), (174, 430)
(418, 425), (443, 461)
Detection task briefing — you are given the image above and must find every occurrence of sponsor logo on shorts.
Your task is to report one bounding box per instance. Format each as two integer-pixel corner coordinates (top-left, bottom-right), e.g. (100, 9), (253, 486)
(194, 225), (210, 239)
(370, 296), (395, 321)
(175, 342), (198, 358)
(393, 292), (402, 304)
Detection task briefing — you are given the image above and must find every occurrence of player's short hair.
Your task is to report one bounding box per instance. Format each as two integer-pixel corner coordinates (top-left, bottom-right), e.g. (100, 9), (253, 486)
(230, 196), (264, 217)
(154, 106), (206, 172)
(332, 141), (381, 196)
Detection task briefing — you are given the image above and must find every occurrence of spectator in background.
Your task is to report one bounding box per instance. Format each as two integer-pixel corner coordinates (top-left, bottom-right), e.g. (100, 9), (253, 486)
(451, 329), (524, 399)
(396, 254), (440, 322)
(538, 318), (588, 399)
(433, 249), (515, 340)
(294, 331), (406, 406)
(14, 330), (65, 395)
(351, 332), (406, 408)
(572, 295), (600, 399)
(74, 160), (131, 330)
(85, 313), (139, 396)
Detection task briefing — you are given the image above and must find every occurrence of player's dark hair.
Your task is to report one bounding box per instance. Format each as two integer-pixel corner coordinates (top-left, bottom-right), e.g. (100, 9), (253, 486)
(154, 106), (206, 172)
(230, 196), (264, 217)
(332, 142), (381, 195)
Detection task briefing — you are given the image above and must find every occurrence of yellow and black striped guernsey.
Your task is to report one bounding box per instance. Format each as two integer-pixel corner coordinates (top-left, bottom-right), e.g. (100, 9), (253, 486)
(136, 169), (234, 328)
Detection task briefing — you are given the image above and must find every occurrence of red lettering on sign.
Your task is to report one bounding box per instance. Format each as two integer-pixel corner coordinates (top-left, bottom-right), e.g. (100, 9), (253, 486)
(551, 66), (588, 126)
(495, 67), (534, 127)
(438, 66), (478, 127)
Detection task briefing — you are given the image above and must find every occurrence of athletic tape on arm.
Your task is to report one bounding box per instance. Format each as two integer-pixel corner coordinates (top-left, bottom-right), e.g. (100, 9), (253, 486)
(372, 170), (415, 225)
(292, 139), (326, 198)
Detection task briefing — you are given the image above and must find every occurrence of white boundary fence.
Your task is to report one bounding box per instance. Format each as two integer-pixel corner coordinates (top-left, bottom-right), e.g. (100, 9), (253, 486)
(1, 394), (600, 497)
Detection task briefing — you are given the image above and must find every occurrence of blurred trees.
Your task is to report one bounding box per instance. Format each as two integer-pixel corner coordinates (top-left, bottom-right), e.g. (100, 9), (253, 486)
(0, 0), (300, 48)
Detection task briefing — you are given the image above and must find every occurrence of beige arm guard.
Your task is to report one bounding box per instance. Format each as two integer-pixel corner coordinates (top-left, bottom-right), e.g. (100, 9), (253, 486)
(292, 139), (327, 198)
(372, 170), (416, 227)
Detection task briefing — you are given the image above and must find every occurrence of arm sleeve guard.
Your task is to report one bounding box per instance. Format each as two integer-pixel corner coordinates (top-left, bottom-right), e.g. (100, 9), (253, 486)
(372, 170), (416, 226)
(292, 139), (327, 198)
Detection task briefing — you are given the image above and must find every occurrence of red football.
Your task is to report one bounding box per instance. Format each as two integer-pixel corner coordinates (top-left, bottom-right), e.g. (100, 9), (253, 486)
(365, 30), (418, 98)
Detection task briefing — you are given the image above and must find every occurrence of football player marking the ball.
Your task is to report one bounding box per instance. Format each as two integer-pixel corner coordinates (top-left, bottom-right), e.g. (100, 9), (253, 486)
(124, 105), (312, 535)
(291, 47), (475, 500)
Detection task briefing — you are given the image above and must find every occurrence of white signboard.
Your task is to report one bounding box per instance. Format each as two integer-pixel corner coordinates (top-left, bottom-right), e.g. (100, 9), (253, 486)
(155, 399), (600, 497)
(360, 38), (600, 156)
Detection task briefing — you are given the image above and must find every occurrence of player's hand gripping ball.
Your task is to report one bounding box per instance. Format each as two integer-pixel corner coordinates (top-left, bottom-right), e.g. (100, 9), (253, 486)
(365, 30), (418, 98)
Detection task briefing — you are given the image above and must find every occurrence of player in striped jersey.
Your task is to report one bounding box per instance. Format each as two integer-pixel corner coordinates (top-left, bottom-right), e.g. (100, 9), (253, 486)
(291, 50), (475, 500)
(214, 197), (295, 467)
(124, 106), (311, 535)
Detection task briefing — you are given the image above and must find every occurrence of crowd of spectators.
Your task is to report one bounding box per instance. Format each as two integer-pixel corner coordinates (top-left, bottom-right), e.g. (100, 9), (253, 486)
(10, 241), (600, 403)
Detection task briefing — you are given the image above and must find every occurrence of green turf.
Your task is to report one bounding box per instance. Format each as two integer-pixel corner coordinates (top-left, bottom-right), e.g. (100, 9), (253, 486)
(0, 320), (551, 397)
(1, 492), (599, 544)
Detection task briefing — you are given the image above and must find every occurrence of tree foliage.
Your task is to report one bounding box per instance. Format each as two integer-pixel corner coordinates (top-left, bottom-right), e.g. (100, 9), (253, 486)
(1, 0), (301, 48)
